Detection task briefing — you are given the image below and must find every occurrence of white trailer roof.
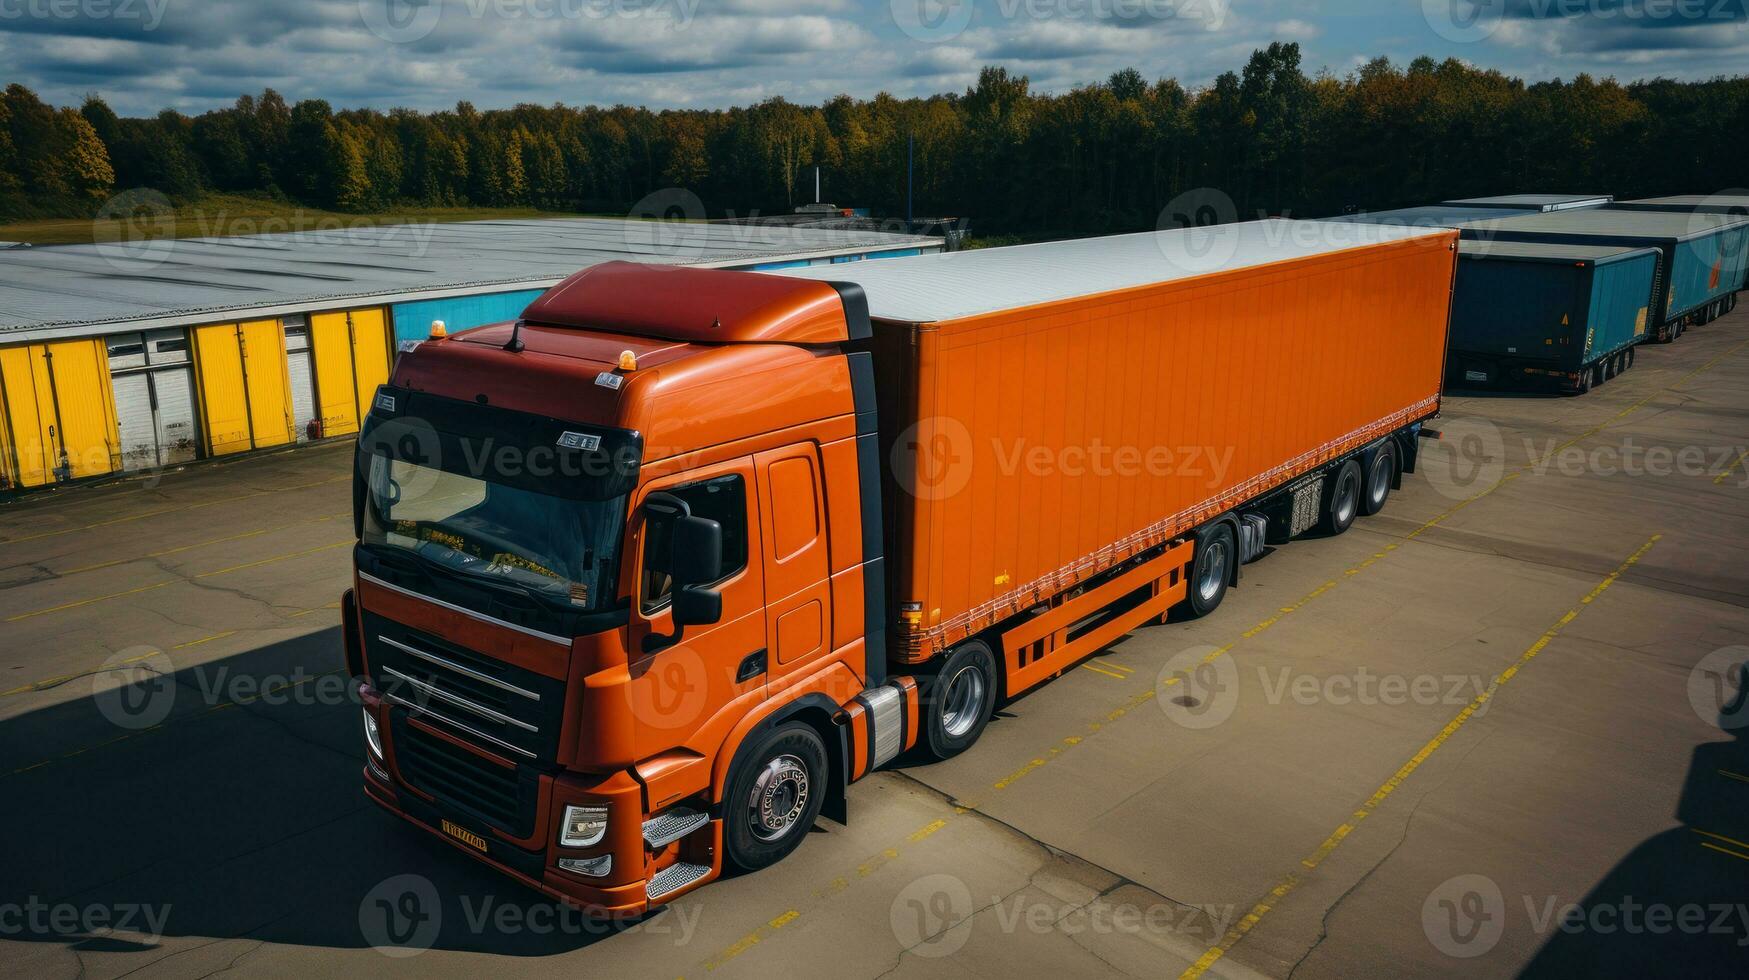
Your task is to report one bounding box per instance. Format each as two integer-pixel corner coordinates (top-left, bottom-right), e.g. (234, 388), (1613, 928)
(771, 218), (1449, 323)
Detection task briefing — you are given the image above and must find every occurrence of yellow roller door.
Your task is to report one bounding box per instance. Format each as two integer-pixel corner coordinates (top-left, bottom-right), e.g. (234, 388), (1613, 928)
(45, 339), (119, 479)
(0, 346), (52, 488)
(348, 307), (392, 416)
(310, 312), (360, 437)
(240, 319), (292, 448)
(194, 325), (252, 456)
(0, 372), (13, 488)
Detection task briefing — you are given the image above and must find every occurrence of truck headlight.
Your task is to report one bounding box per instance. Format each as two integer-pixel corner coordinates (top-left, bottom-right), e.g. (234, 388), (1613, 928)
(362, 709), (383, 759)
(559, 805), (609, 847)
(558, 855), (612, 878)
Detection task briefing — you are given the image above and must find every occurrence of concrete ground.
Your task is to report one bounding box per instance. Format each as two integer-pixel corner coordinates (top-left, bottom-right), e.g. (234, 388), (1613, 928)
(2, 307), (1747, 979)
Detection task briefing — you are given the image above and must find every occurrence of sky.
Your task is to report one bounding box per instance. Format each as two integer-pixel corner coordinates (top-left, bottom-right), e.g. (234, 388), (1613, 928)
(2, 0), (1747, 115)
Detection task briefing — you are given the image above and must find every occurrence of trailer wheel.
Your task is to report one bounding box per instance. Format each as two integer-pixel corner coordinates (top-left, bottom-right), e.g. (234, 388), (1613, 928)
(1604, 355), (1619, 380)
(921, 641), (997, 760)
(723, 722), (829, 872)
(1591, 361), (1607, 388)
(1360, 443), (1395, 517)
(1181, 523), (1234, 619)
(1320, 460), (1363, 535)
(1626, 346), (1636, 369)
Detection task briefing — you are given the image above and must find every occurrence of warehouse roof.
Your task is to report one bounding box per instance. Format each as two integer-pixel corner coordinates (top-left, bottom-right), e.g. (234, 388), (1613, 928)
(771, 218), (1449, 323)
(1459, 239), (1657, 264)
(0, 217), (937, 342)
(1460, 208), (1749, 242)
(1443, 194), (1612, 211)
(1322, 206), (1521, 228)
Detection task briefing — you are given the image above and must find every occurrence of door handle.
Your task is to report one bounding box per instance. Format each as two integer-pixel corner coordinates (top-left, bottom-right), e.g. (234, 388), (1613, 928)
(736, 649), (767, 683)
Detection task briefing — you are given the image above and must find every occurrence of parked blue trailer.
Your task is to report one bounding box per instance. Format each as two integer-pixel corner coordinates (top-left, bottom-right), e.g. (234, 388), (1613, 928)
(1321, 206), (1520, 229)
(1460, 209), (1749, 342)
(1445, 240), (1659, 395)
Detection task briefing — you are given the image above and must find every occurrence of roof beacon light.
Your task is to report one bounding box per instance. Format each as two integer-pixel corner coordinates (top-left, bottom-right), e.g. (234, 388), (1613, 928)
(428, 319), (447, 339)
(617, 350), (638, 371)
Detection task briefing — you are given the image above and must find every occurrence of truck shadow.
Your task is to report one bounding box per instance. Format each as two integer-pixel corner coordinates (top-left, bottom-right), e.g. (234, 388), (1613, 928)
(0, 628), (652, 958)
(1518, 668), (1749, 977)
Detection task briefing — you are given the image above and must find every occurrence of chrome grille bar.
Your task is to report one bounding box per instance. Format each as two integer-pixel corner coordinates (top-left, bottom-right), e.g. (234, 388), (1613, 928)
(382, 667), (538, 733)
(377, 635), (541, 701)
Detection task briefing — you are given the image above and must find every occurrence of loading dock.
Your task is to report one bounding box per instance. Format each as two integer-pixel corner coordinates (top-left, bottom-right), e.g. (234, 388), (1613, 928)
(106, 329), (200, 472)
(0, 339), (119, 487)
(192, 320), (294, 457)
(307, 307), (392, 439)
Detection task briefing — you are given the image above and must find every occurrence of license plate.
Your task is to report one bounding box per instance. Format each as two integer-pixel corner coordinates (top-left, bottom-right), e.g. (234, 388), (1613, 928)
(442, 819), (488, 853)
(1465, 370), (1488, 382)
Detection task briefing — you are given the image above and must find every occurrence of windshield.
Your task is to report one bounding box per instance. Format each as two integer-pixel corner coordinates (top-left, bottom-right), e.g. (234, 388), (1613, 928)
(363, 454), (625, 612)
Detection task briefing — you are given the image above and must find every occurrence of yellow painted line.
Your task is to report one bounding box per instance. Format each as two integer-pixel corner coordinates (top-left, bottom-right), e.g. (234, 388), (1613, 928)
(3, 539), (351, 624)
(1178, 533), (1660, 980)
(1699, 842), (1749, 863)
(1692, 828), (1749, 851)
(3, 581), (172, 623)
(0, 475), (349, 545)
(56, 512), (347, 576)
(191, 540), (351, 579)
(1090, 657), (1134, 674)
(1718, 770), (1749, 785)
(1715, 450), (1748, 486)
(6, 668), (345, 777)
(171, 630), (238, 650)
(287, 601), (343, 618)
(0, 647), (165, 696)
(703, 908), (801, 971)
(1080, 663), (1126, 679)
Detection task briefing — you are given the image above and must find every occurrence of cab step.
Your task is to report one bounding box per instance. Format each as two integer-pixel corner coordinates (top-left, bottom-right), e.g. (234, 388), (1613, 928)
(647, 861), (712, 901)
(642, 807), (709, 848)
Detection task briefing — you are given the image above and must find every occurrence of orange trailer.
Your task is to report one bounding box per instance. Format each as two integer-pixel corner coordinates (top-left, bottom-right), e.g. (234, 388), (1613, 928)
(343, 219), (1457, 913)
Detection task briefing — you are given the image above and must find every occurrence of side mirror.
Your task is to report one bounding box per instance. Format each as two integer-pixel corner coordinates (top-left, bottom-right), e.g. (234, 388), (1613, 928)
(643, 494), (726, 650)
(671, 515), (723, 588)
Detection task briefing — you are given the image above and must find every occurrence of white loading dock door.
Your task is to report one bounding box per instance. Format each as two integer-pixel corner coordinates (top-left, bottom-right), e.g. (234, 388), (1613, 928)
(111, 372), (158, 471)
(284, 318), (317, 443)
(106, 330), (200, 471)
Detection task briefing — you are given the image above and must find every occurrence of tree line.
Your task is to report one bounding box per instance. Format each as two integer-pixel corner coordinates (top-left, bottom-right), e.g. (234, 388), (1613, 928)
(3, 44), (1747, 236)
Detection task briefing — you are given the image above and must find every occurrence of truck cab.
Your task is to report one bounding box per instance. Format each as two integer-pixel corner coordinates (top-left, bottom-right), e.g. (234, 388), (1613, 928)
(346, 262), (915, 914)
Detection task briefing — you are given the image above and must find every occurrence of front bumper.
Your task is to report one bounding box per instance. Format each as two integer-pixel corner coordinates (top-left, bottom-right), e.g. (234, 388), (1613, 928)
(358, 684), (719, 915)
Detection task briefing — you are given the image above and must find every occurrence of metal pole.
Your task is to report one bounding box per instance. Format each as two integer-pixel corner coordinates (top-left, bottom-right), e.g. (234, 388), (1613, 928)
(906, 132), (914, 227)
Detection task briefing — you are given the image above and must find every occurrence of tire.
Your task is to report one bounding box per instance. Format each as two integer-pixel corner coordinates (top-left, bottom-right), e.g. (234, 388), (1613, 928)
(1626, 346), (1636, 369)
(1571, 369), (1591, 396)
(1604, 355), (1619, 380)
(920, 641), (997, 760)
(1360, 442), (1395, 517)
(1591, 361), (1607, 388)
(1320, 460), (1363, 535)
(723, 722), (829, 872)
(1182, 523), (1234, 619)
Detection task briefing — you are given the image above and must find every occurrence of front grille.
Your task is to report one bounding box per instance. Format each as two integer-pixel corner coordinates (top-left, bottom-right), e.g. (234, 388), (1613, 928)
(394, 717), (540, 837)
(364, 611), (566, 763)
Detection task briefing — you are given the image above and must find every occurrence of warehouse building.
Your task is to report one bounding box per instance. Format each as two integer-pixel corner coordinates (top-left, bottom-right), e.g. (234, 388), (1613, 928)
(0, 218), (939, 491)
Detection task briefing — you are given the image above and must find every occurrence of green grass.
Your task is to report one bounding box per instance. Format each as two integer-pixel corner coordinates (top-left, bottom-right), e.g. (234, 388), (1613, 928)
(0, 193), (589, 247)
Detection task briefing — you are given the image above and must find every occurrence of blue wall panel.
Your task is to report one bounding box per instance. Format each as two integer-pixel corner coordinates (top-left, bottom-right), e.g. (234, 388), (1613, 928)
(390, 289), (548, 346)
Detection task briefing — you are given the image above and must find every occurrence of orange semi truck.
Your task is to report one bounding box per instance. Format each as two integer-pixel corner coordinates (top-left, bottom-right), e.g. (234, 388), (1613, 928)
(343, 219), (1458, 913)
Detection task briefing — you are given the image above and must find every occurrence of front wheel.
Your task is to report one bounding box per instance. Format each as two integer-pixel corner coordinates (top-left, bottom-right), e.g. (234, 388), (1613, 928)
(724, 722), (828, 872)
(921, 641), (997, 760)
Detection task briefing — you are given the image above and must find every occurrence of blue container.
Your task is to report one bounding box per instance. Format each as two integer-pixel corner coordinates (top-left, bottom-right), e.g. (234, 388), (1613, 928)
(1445, 240), (1658, 393)
(1460, 210), (1749, 337)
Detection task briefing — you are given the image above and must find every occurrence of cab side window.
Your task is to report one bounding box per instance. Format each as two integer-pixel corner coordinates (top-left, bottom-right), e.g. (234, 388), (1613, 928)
(641, 474), (749, 613)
